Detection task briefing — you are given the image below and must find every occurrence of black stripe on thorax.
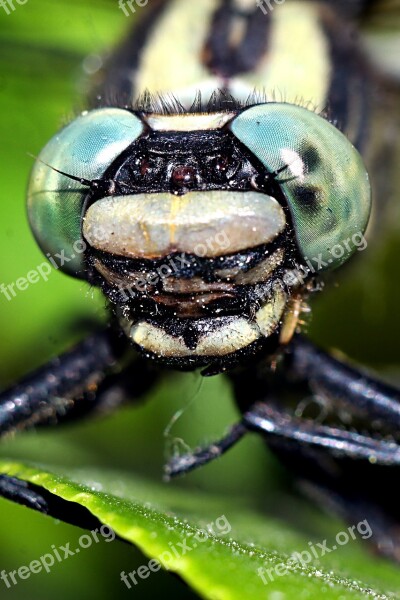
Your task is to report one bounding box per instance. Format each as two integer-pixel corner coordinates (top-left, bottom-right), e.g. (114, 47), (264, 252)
(203, 0), (271, 79)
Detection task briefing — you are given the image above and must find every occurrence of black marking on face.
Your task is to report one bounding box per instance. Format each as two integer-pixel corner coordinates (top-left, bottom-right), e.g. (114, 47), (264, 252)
(88, 129), (258, 198)
(82, 126), (298, 219)
(127, 327), (282, 374)
(87, 242), (291, 321)
(182, 323), (201, 351)
(88, 231), (290, 276)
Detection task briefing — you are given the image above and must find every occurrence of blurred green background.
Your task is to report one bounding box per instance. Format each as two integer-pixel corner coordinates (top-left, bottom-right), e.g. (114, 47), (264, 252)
(1, 1), (400, 599)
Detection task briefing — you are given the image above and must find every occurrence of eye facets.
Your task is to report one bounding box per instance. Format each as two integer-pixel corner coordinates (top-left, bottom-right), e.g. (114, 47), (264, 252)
(229, 103), (371, 270)
(27, 108), (144, 277)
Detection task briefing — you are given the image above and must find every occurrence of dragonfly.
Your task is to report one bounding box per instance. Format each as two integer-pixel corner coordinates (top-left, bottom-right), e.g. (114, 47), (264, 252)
(1, 0), (400, 562)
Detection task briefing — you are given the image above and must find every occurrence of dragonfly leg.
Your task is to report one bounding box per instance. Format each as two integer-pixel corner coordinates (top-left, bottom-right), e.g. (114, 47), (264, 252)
(166, 335), (400, 560)
(234, 335), (400, 561)
(0, 328), (157, 439)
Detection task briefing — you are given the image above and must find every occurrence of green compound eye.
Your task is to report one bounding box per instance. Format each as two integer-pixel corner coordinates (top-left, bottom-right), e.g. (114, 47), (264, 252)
(230, 103), (371, 270)
(27, 108), (144, 277)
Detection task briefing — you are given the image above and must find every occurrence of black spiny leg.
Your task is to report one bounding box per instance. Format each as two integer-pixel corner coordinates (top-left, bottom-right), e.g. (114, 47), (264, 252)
(244, 335), (400, 561)
(0, 327), (159, 522)
(0, 327), (157, 438)
(166, 334), (400, 476)
(166, 335), (400, 559)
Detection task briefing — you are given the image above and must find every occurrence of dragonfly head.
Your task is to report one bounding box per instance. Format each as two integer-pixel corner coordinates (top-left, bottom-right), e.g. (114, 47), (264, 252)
(27, 102), (371, 368)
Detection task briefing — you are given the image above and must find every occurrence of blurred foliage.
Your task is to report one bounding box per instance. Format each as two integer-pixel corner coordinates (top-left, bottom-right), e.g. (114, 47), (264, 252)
(0, 1), (400, 599)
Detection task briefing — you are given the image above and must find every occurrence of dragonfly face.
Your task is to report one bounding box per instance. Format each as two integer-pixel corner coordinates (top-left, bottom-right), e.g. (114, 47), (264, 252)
(27, 101), (370, 367)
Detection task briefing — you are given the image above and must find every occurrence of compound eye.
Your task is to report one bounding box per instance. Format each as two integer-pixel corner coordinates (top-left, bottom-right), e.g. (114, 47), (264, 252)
(229, 103), (371, 270)
(27, 108), (144, 277)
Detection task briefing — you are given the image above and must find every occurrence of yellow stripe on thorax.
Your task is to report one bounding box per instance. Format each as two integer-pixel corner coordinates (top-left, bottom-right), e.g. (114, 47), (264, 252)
(134, 0), (218, 103)
(236, 1), (331, 110)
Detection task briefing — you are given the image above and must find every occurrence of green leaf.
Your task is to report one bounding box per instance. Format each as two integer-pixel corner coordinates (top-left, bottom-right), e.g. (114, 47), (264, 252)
(0, 459), (399, 599)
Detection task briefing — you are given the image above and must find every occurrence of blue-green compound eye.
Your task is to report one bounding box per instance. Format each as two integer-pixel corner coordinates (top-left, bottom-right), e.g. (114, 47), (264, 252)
(27, 108), (144, 277)
(230, 103), (371, 270)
